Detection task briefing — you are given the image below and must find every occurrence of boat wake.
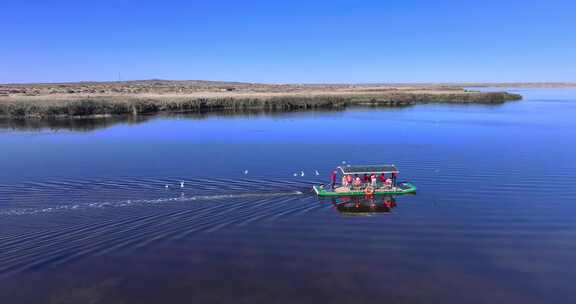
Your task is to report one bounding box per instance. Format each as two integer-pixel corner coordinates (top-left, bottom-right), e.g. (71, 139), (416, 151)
(0, 190), (305, 216)
(0, 178), (320, 278)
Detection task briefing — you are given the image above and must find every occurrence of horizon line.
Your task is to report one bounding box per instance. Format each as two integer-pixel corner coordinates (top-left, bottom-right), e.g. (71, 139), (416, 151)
(2, 79), (576, 86)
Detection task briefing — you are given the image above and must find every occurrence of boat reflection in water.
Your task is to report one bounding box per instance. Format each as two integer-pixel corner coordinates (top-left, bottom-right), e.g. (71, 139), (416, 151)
(328, 195), (398, 215)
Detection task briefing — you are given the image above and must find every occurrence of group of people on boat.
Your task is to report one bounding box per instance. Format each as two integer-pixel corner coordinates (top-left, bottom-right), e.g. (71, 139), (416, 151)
(314, 165), (416, 196)
(331, 170), (397, 190)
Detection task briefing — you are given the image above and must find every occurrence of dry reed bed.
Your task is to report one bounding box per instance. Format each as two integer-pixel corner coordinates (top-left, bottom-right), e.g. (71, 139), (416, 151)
(0, 85), (522, 118)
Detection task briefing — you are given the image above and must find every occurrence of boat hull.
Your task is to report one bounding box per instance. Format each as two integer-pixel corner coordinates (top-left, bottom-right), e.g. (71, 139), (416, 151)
(313, 183), (417, 197)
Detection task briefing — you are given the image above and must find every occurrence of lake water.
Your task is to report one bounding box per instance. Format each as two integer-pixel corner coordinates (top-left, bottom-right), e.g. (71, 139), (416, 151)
(1, 88), (575, 303)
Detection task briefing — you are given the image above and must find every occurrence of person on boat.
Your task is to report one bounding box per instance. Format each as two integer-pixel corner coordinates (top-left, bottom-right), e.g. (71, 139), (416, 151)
(385, 178), (392, 188)
(370, 173), (377, 187)
(392, 172), (398, 186)
(331, 170), (337, 189)
(341, 175), (348, 187)
(363, 174), (370, 185)
(379, 173), (386, 187)
(353, 176), (362, 190)
(345, 174), (353, 188)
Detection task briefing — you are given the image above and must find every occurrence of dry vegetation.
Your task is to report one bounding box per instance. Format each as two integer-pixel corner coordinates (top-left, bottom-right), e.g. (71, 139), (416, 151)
(0, 80), (522, 118)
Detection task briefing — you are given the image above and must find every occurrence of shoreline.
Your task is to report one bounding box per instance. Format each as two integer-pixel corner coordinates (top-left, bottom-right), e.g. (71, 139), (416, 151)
(0, 81), (522, 119)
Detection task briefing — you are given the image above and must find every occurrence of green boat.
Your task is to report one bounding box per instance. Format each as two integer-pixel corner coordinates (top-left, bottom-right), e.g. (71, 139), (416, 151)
(313, 164), (417, 197)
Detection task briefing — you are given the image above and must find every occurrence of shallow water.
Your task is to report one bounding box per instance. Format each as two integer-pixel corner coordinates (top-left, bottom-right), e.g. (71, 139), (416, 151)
(1, 88), (575, 303)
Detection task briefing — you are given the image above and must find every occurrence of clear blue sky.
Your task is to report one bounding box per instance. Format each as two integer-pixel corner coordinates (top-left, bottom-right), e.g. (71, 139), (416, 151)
(2, 0), (575, 83)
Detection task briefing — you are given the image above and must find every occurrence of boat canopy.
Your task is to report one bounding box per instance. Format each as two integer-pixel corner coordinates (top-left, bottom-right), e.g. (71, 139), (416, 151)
(338, 165), (399, 175)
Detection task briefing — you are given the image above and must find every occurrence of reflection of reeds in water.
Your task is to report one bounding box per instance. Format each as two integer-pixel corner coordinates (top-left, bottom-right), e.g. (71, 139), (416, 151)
(0, 108), (344, 132)
(0, 116), (150, 132)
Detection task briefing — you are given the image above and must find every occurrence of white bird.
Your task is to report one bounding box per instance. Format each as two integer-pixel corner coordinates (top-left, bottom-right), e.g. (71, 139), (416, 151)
(315, 170), (320, 176)
(165, 185), (169, 189)
(300, 171), (305, 177)
(180, 181), (184, 188)
(244, 170), (249, 175)
(293, 173), (298, 177)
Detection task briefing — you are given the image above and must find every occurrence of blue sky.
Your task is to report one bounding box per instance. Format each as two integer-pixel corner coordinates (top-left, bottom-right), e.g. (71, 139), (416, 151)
(1, 0), (575, 83)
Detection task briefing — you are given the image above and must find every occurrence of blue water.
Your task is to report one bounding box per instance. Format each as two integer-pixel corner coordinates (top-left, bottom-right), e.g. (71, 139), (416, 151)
(1, 88), (575, 303)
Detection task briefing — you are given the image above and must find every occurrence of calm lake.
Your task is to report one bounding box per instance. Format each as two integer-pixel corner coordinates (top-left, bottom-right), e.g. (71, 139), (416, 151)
(1, 88), (575, 303)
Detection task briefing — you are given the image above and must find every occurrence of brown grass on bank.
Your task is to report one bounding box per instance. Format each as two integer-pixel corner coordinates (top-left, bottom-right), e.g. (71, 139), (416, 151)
(0, 81), (522, 118)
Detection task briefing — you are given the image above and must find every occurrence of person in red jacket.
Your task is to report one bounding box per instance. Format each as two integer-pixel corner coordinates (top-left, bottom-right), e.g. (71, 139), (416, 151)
(331, 170), (337, 189)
